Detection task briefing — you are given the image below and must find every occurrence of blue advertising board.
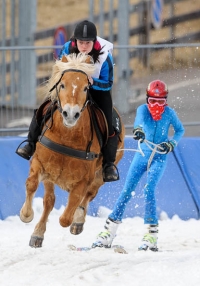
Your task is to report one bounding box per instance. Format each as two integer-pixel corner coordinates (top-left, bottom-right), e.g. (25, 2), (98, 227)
(1, 137), (200, 221)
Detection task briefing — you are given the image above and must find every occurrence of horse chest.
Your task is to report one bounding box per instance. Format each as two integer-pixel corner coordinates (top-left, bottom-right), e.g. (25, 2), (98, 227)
(38, 152), (96, 181)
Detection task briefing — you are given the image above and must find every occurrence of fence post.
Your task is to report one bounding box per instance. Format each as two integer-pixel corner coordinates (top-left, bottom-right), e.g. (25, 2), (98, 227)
(0, 0), (6, 106)
(114, 0), (130, 115)
(18, 0), (37, 108)
(143, 0), (151, 68)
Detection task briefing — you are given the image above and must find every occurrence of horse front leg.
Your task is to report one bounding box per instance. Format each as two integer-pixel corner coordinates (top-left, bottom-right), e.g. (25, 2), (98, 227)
(59, 180), (88, 230)
(29, 180), (55, 248)
(20, 167), (40, 223)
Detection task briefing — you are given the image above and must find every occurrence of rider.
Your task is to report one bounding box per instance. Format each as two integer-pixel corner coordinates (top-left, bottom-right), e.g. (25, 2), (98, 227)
(92, 79), (185, 251)
(16, 20), (119, 182)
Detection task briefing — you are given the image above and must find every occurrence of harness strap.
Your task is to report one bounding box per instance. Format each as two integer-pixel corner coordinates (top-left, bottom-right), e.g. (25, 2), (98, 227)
(39, 135), (99, 161)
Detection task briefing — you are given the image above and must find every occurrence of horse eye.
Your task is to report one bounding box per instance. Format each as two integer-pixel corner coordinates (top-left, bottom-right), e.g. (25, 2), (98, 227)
(84, 86), (88, 92)
(60, 84), (65, 89)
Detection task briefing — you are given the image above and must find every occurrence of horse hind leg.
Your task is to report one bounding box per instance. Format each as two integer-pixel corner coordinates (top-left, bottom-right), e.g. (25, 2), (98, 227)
(59, 180), (88, 230)
(29, 180), (55, 248)
(70, 174), (103, 235)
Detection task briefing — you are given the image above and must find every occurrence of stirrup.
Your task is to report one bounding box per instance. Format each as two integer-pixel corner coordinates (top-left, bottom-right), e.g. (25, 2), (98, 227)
(15, 140), (33, 160)
(102, 163), (119, 182)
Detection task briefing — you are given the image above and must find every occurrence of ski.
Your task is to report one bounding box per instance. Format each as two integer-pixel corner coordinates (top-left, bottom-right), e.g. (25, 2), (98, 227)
(138, 243), (158, 252)
(68, 244), (128, 254)
(138, 244), (173, 252)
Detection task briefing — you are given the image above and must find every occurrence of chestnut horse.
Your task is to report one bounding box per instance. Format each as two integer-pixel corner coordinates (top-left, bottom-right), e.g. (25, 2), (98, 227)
(20, 53), (125, 247)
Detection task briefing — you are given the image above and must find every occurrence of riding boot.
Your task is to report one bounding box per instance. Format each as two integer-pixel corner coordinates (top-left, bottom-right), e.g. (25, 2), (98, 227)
(16, 109), (41, 160)
(102, 134), (119, 182)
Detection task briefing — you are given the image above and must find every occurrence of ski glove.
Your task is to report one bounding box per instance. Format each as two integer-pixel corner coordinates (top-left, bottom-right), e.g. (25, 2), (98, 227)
(133, 128), (145, 142)
(159, 141), (176, 154)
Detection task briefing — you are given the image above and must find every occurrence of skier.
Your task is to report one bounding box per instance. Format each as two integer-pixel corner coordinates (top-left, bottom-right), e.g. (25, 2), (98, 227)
(92, 79), (185, 251)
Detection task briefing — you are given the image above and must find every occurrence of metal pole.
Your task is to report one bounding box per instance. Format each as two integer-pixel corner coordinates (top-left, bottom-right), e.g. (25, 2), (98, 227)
(109, 0), (114, 43)
(89, 0), (94, 22)
(144, 0), (151, 68)
(170, 0), (175, 62)
(0, 0), (6, 106)
(99, 0), (104, 37)
(18, 0), (37, 108)
(114, 0), (130, 114)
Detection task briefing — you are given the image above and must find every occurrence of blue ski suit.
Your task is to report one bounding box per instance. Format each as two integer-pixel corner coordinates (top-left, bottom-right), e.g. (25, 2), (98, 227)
(109, 104), (185, 225)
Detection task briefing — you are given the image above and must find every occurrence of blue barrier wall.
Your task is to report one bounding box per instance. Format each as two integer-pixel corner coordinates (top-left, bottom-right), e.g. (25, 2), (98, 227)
(0, 136), (200, 221)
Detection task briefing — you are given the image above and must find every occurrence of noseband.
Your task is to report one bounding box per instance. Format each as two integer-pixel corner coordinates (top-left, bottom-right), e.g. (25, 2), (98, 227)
(49, 69), (91, 114)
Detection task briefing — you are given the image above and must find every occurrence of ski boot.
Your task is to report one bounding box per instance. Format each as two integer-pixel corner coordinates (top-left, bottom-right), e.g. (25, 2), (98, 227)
(138, 224), (158, 251)
(92, 218), (120, 248)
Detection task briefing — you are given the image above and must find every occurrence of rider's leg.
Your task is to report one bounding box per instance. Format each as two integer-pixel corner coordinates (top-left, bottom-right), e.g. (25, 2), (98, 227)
(101, 132), (119, 182)
(90, 89), (119, 182)
(16, 109), (41, 160)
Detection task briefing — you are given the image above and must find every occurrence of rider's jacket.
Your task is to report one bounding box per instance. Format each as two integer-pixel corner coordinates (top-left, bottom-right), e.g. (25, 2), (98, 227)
(59, 36), (114, 92)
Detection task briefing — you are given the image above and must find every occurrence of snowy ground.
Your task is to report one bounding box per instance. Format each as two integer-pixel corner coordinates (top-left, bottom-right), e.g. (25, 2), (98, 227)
(0, 197), (200, 286)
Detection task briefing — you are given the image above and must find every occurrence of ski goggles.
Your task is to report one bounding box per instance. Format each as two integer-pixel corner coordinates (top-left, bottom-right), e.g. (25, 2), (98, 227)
(148, 97), (167, 106)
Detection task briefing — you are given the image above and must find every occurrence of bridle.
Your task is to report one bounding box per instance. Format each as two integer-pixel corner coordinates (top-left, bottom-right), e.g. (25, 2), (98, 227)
(49, 68), (91, 114)
(39, 68), (100, 160)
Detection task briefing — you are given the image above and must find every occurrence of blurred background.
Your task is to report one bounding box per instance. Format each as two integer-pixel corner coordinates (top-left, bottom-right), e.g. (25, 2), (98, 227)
(0, 0), (200, 136)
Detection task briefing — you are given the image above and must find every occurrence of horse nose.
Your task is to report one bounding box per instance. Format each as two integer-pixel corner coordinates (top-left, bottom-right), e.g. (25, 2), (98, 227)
(62, 110), (80, 120)
(74, 112), (80, 120)
(62, 110), (68, 119)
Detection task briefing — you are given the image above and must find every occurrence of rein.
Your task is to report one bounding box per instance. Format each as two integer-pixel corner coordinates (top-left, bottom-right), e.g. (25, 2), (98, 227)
(117, 139), (166, 171)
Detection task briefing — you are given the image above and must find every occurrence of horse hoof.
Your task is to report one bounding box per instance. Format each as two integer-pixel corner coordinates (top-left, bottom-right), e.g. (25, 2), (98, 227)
(20, 208), (34, 223)
(29, 236), (44, 248)
(70, 223), (84, 235)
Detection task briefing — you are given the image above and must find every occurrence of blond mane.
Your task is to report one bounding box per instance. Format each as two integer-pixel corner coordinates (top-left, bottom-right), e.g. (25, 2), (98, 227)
(46, 53), (96, 100)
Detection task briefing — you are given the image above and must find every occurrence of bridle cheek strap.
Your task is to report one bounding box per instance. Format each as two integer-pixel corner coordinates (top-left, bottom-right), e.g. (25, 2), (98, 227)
(49, 69), (91, 114)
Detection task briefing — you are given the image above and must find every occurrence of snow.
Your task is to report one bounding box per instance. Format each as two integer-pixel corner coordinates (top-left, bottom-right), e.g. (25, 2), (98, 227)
(1, 197), (200, 286)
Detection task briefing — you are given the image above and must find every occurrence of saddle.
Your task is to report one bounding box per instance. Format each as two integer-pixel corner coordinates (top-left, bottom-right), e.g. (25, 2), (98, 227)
(36, 98), (123, 149)
(36, 98), (56, 126)
(88, 103), (123, 148)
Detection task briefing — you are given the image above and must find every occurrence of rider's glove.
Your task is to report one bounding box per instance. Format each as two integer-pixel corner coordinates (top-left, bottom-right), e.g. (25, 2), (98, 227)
(159, 141), (176, 154)
(133, 127), (145, 142)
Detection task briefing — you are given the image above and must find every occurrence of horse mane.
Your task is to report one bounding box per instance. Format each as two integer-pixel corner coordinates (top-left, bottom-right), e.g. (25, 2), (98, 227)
(46, 53), (96, 100)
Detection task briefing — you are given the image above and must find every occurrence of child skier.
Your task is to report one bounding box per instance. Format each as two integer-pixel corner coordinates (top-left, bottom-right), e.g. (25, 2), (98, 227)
(92, 79), (185, 251)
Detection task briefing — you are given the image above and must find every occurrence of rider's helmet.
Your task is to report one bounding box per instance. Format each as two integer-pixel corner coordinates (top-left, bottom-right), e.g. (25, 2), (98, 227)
(74, 20), (97, 41)
(146, 80), (168, 98)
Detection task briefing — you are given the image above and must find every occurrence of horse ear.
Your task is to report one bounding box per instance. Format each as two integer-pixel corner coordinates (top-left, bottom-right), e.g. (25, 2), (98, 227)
(61, 55), (68, 63)
(85, 55), (94, 65)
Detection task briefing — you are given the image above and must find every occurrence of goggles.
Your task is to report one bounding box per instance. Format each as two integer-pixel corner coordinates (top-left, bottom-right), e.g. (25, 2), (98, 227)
(148, 97), (167, 106)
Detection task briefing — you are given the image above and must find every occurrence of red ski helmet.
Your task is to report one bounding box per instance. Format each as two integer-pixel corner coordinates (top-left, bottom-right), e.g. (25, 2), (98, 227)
(74, 20), (97, 41)
(146, 80), (168, 98)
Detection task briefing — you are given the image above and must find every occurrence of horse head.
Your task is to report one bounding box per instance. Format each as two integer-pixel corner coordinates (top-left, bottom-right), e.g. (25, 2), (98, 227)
(48, 53), (96, 127)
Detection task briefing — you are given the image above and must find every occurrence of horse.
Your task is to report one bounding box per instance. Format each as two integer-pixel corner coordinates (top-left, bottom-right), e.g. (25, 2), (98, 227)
(19, 53), (125, 248)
